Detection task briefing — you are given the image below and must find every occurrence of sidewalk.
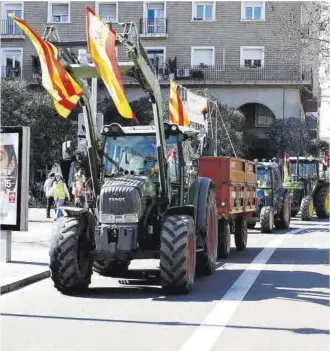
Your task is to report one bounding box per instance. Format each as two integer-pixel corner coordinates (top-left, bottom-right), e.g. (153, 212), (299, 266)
(0, 208), (55, 294)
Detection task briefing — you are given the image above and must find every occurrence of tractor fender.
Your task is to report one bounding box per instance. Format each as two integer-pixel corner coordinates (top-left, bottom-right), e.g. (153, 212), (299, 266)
(276, 188), (289, 214)
(188, 177), (214, 237)
(163, 205), (195, 220)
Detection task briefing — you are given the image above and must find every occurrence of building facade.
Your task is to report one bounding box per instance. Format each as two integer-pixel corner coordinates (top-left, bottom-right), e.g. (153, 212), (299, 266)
(0, 1), (318, 142)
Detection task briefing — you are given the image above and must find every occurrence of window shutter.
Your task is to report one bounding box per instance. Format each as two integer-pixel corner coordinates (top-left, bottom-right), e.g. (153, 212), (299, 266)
(99, 3), (116, 20)
(52, 4), (68, 15)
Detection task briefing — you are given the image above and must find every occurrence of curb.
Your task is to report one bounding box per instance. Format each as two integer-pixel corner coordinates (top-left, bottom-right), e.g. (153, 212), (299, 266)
(0, 270), (50, 295)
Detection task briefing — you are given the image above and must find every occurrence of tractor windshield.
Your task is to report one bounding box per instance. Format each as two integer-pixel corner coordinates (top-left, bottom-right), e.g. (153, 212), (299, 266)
(257, 167), (272, 189)
(289, 162), (317, 178)
(104, 135), (179, 179)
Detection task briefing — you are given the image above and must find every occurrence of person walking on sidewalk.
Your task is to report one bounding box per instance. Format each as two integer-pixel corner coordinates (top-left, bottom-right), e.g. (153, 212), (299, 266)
(72, 169), (86, 208)
(43, 172), (56, 218)
(52, 173), (70, 218)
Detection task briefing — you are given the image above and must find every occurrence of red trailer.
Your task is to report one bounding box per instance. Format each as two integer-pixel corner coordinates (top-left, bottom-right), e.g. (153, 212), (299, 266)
(198, 156), (258, 258)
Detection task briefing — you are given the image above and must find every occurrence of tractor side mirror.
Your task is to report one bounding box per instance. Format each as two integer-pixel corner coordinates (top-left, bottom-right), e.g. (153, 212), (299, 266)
(192, 158), (199, 168)
(201, 136), (216, 156)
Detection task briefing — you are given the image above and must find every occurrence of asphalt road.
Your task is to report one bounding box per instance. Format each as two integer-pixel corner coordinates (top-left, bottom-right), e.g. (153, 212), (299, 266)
(1, 216), (329, 351)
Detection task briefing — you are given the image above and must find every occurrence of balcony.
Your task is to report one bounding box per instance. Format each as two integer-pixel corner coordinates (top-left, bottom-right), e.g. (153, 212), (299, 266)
(0, 19), (24, 38)
(139, 18), (168, 38)
(123, 64), (313, 86)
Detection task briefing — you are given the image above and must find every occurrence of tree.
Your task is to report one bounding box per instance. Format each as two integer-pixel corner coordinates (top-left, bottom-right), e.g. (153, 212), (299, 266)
(265, 117), (329, 157)
(1, 79), (75, 174)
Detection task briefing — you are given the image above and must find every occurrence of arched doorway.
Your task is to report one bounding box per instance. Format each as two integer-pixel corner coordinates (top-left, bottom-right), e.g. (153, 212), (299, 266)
(238, 103), (276, 159)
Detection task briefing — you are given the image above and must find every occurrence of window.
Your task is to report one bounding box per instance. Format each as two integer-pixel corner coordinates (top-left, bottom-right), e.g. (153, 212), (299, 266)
(255, 105), (274, 127)
(146, 48), (165, 69)
(240, 46), (264, 67)
(97, 2), (117, 22)
(1, 48), (23, 78)
(2, 2), (24, 35)
(191, 47), (214, 66)
(48, 2), (70, 23)
(193, 2), (215, 21)
(241, 1), (265, 20)
(144, 2), (166, 34)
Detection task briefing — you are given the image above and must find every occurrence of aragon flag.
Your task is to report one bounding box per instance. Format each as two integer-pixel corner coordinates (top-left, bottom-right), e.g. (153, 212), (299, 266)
(283, 152), (290, 183)
(86, 7), (138, 123)
(9, 14), (83, 118)
(169, 80), (190, 127)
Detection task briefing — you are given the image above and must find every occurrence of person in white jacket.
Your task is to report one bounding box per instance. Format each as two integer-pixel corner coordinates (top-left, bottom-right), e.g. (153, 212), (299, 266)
(43, 172), (55, 218)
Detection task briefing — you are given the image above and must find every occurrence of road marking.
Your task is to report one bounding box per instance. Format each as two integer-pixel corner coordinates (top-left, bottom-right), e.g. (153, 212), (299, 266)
(179, 227), (305, 351)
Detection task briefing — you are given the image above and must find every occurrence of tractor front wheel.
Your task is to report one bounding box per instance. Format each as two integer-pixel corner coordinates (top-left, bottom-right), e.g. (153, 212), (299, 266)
(300, 195), (314, 221)
(49, 215), (94, 294)
(260, 206), (274, 233)
(314, 186), (330, 218)
(160, 215), (196, 294)
(275, 192), (291, 229)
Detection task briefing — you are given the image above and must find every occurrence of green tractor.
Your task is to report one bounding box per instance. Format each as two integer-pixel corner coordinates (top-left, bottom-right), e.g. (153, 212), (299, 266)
(283, 156), (330, 220)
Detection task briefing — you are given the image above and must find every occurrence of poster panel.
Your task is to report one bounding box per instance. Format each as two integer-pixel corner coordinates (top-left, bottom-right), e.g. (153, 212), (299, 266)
(183, 90), (208, 129)
(0, 127), (29, 231)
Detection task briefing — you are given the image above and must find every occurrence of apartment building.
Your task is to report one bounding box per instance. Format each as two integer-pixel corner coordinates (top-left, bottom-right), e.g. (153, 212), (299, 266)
(0, 1), (318, 142)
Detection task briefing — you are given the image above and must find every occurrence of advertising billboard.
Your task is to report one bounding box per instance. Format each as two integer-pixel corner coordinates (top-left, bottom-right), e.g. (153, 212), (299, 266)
(0, 126), (30, 231)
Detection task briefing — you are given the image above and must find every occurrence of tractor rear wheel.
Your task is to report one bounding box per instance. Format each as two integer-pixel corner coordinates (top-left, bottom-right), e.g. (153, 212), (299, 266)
(275, 192), (291, 229)
(196, 188), (218, 276)
(217, 219), (231, 258)
(314, 186), (330, 218)
(93, 260), (129, 277)
(49, 215), (94, 294)
(300, 195), (314, 221)
(160, 215), (196, 294)
(234, 217), (248, 251)
(260, 206), (274, 233)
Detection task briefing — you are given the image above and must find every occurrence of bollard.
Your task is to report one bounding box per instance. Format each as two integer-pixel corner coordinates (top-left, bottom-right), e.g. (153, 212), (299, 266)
(0, 230), (12, 262)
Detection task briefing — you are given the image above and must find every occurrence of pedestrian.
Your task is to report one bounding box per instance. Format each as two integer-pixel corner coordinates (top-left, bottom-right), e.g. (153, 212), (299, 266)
(52, 173), (70, 219)
(43, 172), (55, 218)
(72, 169), (86, 208)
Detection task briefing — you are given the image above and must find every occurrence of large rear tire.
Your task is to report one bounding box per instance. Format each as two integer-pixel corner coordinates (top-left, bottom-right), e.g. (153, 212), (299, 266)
(217, 219), (231, 258)
(234, 217), (248, 251)
(49, 215), (94, 294)
(300, 195), (313, 221)
(196, 188), (218, 276)
(260, 206), (274, 233)
(93, 260), (129, 277)
(275, 192), (291, 229)
(314, 186), (330, 218)
(160, 215), (196, 294)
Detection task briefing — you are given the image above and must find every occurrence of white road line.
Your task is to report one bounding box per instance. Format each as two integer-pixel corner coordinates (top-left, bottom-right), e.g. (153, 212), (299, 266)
(179, 227), (305, 351)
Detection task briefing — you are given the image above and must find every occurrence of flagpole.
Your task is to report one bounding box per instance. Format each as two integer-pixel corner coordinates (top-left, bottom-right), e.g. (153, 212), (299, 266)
(91, 77), (97, 126)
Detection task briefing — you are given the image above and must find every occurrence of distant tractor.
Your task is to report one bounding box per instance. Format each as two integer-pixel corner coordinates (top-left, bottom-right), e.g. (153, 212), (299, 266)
(248, 161), (291, 233)
(283, 156), (330, 220)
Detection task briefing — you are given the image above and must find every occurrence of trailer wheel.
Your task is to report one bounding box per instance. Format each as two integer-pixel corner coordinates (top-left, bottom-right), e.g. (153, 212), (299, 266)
(234, 217), (248, 251)
(314, 186), (330, 218)
(197, 188), (218, 276)
(160, 215), (196, 294)
(300, 195), (313, 221)
(217, 219), (231, 258)
(260, 206), (274, 233)
(93, 260), (129, 277)
(49, 215), (94, 294)
(275, 192), (291, 229)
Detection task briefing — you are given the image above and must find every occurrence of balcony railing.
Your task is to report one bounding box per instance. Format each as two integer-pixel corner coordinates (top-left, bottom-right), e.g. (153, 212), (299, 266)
(123, 64), (313, 84)
(139, 18), (168, 36)
(0, 19), (24, 36)
(0, 66), (22, 79)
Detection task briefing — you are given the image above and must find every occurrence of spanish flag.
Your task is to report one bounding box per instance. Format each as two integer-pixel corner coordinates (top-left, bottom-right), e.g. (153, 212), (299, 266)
(169, 80), (190, 127)
(322, 154), (328, 166)
(283, 152), (290, 183)
(86, 7), (137, 122)
(9, 15), (83, 118)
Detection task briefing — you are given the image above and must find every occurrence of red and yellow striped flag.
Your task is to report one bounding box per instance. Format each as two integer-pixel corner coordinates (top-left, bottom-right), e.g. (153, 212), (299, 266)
(283, 152), (290, 183)
(169, 80), (190, 127)
(86, 7), (137, 122)
(9, 15), (83, 118)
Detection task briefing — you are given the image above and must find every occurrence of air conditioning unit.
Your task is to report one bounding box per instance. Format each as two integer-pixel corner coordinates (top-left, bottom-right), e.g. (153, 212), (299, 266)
(176, 68), (190, 77)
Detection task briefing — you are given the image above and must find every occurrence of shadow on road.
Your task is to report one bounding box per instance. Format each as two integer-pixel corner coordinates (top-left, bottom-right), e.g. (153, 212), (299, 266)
(9, 261), (48, 267)
(1, 312), (329, 335)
